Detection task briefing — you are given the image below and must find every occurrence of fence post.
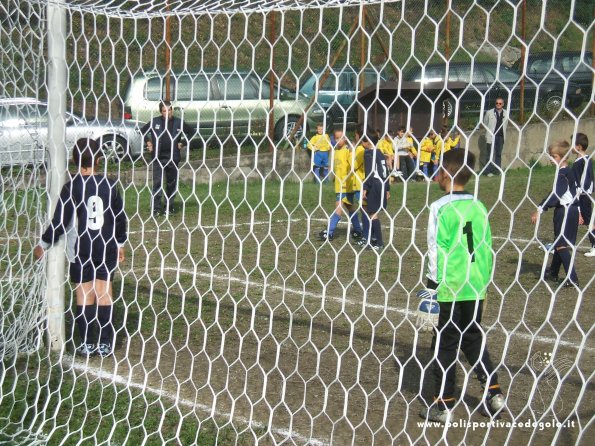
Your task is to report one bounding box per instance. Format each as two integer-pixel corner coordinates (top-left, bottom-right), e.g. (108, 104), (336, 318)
(46, 0), (67, 352)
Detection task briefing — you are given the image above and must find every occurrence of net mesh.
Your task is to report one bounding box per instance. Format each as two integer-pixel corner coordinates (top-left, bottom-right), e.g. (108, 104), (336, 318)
(1, 0), (594, 444)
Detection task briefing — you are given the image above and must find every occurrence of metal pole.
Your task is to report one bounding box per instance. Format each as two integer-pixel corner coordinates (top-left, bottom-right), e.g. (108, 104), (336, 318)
(165, 2), (172, 101)
(268, 10), (276, 152)
(46, 1), (67, 352)
(520, 0), (526, 123)
(443, 0), (451, 127)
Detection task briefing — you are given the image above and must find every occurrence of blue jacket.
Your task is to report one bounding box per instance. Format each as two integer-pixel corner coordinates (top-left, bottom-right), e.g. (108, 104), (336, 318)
(141, 116), (192, 163)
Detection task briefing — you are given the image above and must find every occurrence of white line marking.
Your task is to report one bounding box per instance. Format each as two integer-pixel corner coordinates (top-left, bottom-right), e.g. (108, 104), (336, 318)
(62, 356), (329, 446)
(153, 266), (594, 354)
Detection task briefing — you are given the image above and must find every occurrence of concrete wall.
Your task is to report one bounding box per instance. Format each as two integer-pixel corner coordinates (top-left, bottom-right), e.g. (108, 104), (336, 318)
(123, 117), (595, 186)
(470, 116), (595, 170)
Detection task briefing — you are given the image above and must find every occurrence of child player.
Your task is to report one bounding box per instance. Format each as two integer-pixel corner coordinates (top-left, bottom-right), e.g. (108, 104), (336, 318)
(419, 129), (437, 181)
(318, 129), (362, 241)
(377, 131), (395, 174)
(308, 123), (332, 183)
(34, 139), (127, 357)
(532, 140), (580, 286)
(571, 133), (595, 257)
(359, 128), (390, 251)
(419, 149), (505, 423)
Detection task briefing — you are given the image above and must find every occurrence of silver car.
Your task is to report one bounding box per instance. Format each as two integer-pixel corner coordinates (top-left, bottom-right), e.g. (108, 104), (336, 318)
(0, 97), (143, 166)
(123, 71), (323, 141)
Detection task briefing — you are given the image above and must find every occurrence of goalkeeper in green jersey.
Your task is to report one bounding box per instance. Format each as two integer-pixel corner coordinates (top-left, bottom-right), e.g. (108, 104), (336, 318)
(419, 149), (505, 424)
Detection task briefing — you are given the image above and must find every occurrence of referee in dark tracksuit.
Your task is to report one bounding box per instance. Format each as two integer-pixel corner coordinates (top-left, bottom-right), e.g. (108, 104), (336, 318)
(141, 100), (193, 217)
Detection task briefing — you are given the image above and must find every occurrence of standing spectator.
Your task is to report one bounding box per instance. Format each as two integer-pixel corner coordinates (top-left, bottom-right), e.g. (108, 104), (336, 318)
(393, 126), (416, 179)
(419, 129), (438, 181)
(482, 97), (508, 177)
(141, 100), (193, 217)
(571, 133), (595, 257)
(34, 139), (127, 357)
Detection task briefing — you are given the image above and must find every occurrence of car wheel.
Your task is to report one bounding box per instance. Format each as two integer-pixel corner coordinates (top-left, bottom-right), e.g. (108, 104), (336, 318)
(99, 135), (129, 162)
(544, 92), (563, 112)
(275, 116), (303, 142)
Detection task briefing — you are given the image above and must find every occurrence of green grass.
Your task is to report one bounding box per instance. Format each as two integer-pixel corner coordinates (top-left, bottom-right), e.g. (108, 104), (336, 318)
(1, 163), (592, 445)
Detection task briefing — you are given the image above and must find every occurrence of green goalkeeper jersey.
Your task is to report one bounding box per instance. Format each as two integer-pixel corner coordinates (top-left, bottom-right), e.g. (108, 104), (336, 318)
(427, 192), (493, 303)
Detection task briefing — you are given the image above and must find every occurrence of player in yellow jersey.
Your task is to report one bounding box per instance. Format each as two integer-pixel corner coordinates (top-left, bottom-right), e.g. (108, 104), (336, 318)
(318, 129), (363, 241)
(377, 132), (395, 174)
(419, 129), (438, 181)
(308, 123), (332, 183)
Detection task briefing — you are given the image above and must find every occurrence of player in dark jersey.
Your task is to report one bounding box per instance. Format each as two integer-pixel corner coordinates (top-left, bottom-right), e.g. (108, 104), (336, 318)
(532, 140), (580, 287)
(571, 133), (594, 257)
(34, 139), (127, 357)
(360, 129), (390, 251)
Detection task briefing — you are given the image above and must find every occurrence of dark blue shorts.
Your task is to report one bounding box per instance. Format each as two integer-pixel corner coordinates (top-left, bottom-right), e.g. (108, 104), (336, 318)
(553, 206), (579, 248)
(70, 257), (118, 284)
(365, 182), (386, 214)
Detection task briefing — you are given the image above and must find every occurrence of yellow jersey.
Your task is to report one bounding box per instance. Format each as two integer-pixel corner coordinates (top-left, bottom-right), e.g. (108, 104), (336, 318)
(377, 138), (394, 157)
(308, 133), (332, 152)
(333, 147), (352, 193)
(407, 136), (417, 157)
(349, 144), (366, 193)
(443, 135), (460, 154)
(419, 137), (435, 163)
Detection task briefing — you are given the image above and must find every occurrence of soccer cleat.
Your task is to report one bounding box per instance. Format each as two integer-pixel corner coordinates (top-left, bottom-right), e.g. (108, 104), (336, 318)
(367, 244), (384, 252)
(390, 170), (403, 178)
(562, 279), (579, 289)
(585, 247), (595, 257)
(77, 343), (97, 357)
(318, 230), (333, 241)
(351, 231), (363, 240)
(97, 343), (113, 358)
(486, 172), (495, 178)
(419, 406), (451, 424)
(356, 238), (368, 248)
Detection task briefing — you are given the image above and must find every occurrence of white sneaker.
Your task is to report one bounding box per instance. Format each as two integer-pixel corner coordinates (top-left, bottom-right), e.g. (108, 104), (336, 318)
(585, 247), (595, 257)
(487, 173), (495, 178)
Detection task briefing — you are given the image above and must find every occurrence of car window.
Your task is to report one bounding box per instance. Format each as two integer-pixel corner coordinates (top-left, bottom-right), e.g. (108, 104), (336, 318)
(218, 74), (259, 100)
(0, 104), (47, 126)
(497, 67), (519, 83)
(176, 75), (210, 101)
(145, 77), (178, 101)
(559, 54), (592, 75)
(529, 58), (552, 75)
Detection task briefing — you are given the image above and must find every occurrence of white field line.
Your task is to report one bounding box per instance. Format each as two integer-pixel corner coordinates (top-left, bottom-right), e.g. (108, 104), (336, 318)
(153, 265), (595, 354)
(62, 355), (329, 446)
(128, 217), (592, 250)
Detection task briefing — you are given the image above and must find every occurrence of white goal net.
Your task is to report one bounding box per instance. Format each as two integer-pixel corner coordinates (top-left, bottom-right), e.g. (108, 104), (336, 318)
(1, 0), (593, 444)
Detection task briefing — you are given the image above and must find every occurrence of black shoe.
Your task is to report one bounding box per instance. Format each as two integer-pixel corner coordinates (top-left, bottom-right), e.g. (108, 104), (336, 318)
(562, 279), (579, 288)
(318, 230), (334, 241)
(153, 210), (163, 217)
(542, 271), (560, 283)
(97, 343), (113, 358)
(351, 231), (363, 240)
(167, 207), (177, 215)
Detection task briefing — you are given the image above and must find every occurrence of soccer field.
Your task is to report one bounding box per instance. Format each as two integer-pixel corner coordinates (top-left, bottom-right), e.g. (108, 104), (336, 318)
(2, 166), (592, 445)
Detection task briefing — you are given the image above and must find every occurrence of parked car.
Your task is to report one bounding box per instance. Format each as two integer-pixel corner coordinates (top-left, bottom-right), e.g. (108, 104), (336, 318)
(517, 50), (593, 99)
(404, 61), (584, 116)
(123, 71), (321, 141)
(298, 67), (385, 126)
(0, 98), (143, 166)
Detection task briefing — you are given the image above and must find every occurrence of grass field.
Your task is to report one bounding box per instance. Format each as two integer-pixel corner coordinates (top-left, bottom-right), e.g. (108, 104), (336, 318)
(1, 165), (594, 445)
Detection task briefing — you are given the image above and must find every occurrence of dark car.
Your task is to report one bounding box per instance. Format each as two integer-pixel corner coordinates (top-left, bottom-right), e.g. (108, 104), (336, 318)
(403, 61), (584, 116)
(518, 50), (593, 99)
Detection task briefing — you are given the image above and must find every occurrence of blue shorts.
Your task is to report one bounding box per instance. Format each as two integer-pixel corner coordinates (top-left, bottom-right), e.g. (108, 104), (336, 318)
(70, 257), (117, 284)
(313, 151), (329, 168)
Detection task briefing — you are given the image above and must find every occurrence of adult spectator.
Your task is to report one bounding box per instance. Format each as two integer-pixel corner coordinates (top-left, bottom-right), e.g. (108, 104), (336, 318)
(141, 100), (193, 217)
(482, 97), (508, 177)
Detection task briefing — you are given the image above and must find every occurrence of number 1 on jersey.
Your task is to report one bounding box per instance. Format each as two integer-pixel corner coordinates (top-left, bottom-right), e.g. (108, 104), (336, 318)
(463, 221), (475, 262)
